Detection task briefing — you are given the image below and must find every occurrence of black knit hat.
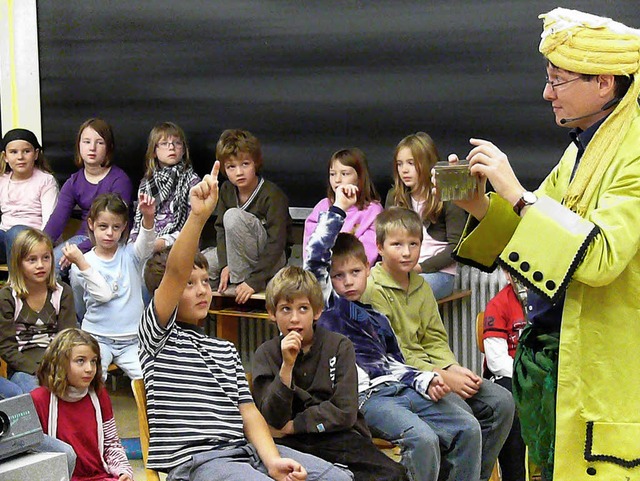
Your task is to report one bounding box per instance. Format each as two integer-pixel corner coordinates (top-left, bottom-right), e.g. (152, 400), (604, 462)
(1, 128), (41, 151)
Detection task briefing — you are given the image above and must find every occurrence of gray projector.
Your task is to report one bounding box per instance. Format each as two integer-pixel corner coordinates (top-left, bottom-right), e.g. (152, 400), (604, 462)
(0, 394), (44, 461)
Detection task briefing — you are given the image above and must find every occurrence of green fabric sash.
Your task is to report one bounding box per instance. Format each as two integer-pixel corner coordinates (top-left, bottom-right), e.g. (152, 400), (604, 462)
(513, 324), (560, 480)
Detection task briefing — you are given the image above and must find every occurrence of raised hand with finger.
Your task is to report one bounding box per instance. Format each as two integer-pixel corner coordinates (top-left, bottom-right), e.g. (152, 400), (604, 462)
(190, 160), (220, 218)
(138, 192), (156, 230)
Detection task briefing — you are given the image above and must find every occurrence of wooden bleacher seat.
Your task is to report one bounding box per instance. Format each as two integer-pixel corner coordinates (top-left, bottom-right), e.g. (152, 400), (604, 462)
(437, 289), (472, 305)
(0, 358), (7, 378)
(131, 378), (161, 481)
(209, 289), (472, 347)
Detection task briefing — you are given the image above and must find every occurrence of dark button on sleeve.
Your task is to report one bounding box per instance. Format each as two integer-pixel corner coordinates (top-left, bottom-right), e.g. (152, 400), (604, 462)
(533, 271), (543, 282)
(520, 262), (530, 272)
(509, 252), (519, 262)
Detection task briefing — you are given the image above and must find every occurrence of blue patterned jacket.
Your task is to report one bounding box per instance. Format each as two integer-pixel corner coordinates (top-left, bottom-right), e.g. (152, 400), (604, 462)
(304, 206), (435, 394)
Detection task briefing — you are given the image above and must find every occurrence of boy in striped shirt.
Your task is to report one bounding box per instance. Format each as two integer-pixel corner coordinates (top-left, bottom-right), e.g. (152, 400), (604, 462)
(138, 161), (352, 481)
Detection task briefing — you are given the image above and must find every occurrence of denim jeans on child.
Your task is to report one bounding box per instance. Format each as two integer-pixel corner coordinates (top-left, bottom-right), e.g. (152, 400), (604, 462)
(419, 271), (455, 300)
(53, 234), (89, 278)
(358, 381), (481, 481)
(0, 225), (30, 264)
(444, 379), (515, 481)
(9, 371), (38, 393)
(32, 435), (77, 477)
(0, 376), (23, 399)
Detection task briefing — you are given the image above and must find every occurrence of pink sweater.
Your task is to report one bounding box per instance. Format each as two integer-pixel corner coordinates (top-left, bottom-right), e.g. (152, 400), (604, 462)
(303, 198), (383, 266)
(0, 168), (58, 231)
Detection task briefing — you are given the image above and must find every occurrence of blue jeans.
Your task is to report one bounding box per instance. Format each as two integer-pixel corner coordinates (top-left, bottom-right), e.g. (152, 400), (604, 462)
(446, 379), (515, 481)
(0, 225), (30, 264)
(9, 371), (38, 393)
(0, 376), (23, 399)
(93, 335), (142, 381)
(167, 443), (353, 481)
(358, 382), (481, 481)
(420, 272), (455, 300)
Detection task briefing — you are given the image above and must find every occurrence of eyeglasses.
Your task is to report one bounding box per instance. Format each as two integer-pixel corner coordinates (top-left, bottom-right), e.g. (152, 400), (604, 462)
(157, 141), (184, 149)
(544, 76), (581, 91)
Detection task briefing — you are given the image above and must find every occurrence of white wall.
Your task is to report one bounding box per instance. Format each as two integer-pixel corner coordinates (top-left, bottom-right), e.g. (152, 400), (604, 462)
(0, 0), (41, 141)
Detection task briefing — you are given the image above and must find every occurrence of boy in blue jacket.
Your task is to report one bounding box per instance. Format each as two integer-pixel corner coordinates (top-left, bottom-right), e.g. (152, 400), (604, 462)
(305, 184), (482, 481)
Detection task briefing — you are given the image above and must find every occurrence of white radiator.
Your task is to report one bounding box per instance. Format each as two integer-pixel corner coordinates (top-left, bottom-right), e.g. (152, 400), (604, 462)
(212, 264), (507, 375)
(443, 265), (507, 374)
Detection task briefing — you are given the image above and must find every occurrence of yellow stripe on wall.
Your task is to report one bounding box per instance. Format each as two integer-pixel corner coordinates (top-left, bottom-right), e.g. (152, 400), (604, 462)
(7, 0), (20, 126)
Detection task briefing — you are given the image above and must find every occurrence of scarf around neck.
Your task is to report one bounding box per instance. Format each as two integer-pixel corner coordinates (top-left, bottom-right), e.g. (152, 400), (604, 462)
(135, 160), (195, 237)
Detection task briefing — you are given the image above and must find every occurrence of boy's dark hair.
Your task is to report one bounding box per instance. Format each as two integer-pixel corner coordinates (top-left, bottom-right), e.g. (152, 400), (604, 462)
(375, 207), (423, 246)
(144, 246), (210, 295)
(265, 266), (324, 316)
(216, 129), (263, 173)
(333, 233), (369, 267)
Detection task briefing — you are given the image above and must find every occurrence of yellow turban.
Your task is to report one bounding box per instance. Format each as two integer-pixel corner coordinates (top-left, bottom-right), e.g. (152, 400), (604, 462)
(539, 8), (640, 215)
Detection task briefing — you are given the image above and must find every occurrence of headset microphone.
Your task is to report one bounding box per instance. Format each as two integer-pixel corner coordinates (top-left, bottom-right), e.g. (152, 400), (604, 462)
(559, 97), (621, 125)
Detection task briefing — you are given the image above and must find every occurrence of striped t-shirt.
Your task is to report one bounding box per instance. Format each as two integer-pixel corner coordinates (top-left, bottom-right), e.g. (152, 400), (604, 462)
(138, 300), (253, 471)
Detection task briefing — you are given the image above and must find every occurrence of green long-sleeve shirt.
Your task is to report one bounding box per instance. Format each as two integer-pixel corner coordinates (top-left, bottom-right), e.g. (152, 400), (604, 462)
(362, 264), (457, 372)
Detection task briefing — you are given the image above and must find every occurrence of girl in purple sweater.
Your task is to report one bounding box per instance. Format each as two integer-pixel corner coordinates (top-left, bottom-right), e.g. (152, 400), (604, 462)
(44, 119), (133, 275)
(303, 148), (382, 266)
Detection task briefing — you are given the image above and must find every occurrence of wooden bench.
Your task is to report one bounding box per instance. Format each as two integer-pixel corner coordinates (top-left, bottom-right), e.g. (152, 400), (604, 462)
(437, 289), (471, 305)
(209, 289), (472, 348)
(208, 291), (270, 346)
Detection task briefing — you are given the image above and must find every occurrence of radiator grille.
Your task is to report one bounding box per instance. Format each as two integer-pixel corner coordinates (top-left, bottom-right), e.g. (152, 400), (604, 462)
(443, 265), (507, 374)
(210, 265), (508, 375)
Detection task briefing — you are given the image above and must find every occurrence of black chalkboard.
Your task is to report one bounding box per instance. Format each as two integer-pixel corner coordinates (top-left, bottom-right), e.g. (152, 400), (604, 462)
(34, 0), (640, 206)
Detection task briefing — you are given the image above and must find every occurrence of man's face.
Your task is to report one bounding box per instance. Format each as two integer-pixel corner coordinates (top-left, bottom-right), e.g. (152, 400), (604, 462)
(543, 65), (610, 130)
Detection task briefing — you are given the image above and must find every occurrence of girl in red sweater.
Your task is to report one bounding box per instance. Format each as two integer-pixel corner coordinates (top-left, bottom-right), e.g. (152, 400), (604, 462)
(30, 328), (133, 481)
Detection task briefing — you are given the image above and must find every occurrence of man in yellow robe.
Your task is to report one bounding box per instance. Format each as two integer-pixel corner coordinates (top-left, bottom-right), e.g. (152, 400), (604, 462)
(447, 8), (640, 481)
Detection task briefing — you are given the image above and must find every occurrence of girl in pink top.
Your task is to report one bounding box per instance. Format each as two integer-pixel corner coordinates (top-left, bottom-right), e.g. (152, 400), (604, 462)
(0, 129), (59, 267)
(303, 148), (382, 266)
